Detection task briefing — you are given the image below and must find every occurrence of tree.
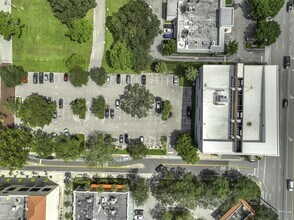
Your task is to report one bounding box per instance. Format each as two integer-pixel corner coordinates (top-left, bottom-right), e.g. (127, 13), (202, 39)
(47, 0), (97, 26)
(89, 67), (107, 86)
(0, 126), (32, 170)
(66, 18), (93, 43)
(108, 41), (133, 70)
(160, 209), (194, 220)
(127, 141), (148, 160)
(225, 40), (239, 55)
(253, 204), (278, 220)
(155, 62), (168, 73)
(4, 96), (21, 114)
(253, 20), (281, 46)
(69, 66), (89, 87)
(161, 100), (172, 121)
(132, 46), (152, 73)
(91, 96), (106, 119)
(55, 134), (85, 160)
(65, 53), (85, 70)
(84, 131), (115, 167)
(65, 212), (73, 220)
(70, 98), (87, 119)
(18, 93), (57, 128)
(185, 66), (198, 81)
(131, 177), (149, 206)
(162, 39), (177, 55)
(30, 129), (55, 158)
(121, 83), (155, 118)
(0, 11), (24, 40)
(232, 175), (261, 202)
(175, 132), (200, 164)
(248, 0), (285, 21)
(0, 65), (28, 87)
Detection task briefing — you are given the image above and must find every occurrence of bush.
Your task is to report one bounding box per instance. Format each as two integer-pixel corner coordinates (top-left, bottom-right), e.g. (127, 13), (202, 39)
(70, 98), (87, 119)
(66, 19), (93, 43)
(65, 53), (85, 70)
(161, 100), (172, 121)
(91, 96), (106, 119)
(89, 67), (107, 86)
(162, 39), (177, 55)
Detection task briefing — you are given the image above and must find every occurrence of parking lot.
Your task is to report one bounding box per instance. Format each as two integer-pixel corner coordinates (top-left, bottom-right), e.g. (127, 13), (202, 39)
(15, 73), (192, 147)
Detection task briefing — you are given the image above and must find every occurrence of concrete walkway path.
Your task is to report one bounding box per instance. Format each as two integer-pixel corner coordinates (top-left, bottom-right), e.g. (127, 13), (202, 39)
(89, 0), (105, 69)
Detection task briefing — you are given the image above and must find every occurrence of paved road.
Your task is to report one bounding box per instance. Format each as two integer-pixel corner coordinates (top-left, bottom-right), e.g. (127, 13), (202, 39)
(89, 0), (105, 69)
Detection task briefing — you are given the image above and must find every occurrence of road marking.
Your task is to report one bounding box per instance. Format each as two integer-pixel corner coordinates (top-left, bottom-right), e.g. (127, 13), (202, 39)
(163, 163), (254, 169)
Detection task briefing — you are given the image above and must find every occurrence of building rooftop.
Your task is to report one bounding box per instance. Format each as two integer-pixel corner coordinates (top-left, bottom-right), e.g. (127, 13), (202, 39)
(0, 195), (27, 220)
(220, 199), (255, 220)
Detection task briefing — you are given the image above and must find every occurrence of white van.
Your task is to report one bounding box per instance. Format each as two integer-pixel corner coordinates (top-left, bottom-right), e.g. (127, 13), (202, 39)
(287, 179), (293, 191)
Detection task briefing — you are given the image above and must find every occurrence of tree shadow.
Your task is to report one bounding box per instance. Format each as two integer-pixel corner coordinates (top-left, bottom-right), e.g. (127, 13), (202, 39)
(169, 129), (182, 147)
(198, 169), (219, 181)
(150, 203), (166, 220)
(222, 169), (242, 188)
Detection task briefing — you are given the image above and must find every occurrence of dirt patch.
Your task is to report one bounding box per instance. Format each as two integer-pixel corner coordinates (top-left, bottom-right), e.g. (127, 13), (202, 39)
(0, 79), (15, 125)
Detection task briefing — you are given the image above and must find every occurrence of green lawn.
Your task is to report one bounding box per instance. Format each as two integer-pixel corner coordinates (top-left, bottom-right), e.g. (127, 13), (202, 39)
(12, 0), (93, 72)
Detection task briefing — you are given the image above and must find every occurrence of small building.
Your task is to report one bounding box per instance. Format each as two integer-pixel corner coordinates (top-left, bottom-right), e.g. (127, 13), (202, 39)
(220, 199), (255, 220)
(195, 63), (279, 156)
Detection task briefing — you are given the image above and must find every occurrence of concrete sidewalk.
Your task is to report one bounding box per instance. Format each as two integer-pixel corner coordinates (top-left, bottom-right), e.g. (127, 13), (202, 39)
(0, 0), (12, 65)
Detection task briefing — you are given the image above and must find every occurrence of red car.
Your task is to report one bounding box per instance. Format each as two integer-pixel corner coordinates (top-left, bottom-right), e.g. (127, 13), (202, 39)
(22, 76), (28, 83)
(64, 73), (69, 82)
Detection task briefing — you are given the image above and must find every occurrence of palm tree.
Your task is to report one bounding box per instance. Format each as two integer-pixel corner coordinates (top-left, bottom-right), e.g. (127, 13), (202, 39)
(225, 40), (239, 55)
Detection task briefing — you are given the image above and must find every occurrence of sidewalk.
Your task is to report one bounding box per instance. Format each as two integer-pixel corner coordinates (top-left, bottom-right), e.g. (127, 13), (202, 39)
(0, 0), (12, 65)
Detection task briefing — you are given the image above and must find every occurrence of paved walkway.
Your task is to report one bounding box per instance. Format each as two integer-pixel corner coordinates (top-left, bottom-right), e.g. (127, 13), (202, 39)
(89, 0), (105, 69)
(0, 0), (12, 64)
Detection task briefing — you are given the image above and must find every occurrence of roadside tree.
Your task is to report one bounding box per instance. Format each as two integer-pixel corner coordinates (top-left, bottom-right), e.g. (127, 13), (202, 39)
(0, 65), (28, 87)
(69, 66), (89, 87)
(0, 11), (24, 40)
(66, 19), (92, 43)
(0, 125), (32, 170)
(91, 96), (106, 119)
(161, 100), (172, 121)
(160, 209), (194, 220)
(232, 175), (261, 202)
(225, 40), (239, 55)
(253, 203), (278, 220)
(161, 39), (177, 55)
(55, 134), (85, 160)
(127, 141), (148, 160)
(84, 131), (115, 167)
(89, 67), (107, 86)
(155, 62), (168, 73)
(18, 93), (56, 128)
(253, 20), (281, 46)
(131, 177), (149, 206)
(65, 53), (85, 70)
(175, 132), (200, 164)
(248, 0), (285, 21)
(121, 83), (154, 118)
(108, 41), (133, 70)
(70, 98), (87, 119)
(185, 66), (198, 81)
(30, 129), (55, 158)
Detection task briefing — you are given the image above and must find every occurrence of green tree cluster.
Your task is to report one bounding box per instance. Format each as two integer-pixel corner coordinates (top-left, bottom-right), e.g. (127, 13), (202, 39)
(66, 18), (93, 43)
(253, 20), (281, 46)
(89, 67), (107, 86)
(161, 100), (172, 121)
(248, 0), (285, 21)
(18, 93), (56, 128)
(121, 83), (155, 118)
(160, 209), (194, 220)
(131, 177), (149, 206)
(127, 141), (148, 160)
(30, 129), (55, 159)
(155, 62), (168, 73)
(69, 66), (89, 87)
(4, 96), (21, 114)
(108, 41), (133, 70)
(161, 39), (177, 56)
(91, 96), (106, 119)
(65, 53), (85, 70)
(0, 65), (28, 87)
(84, 131), (115, 167)
(0, 11), (24, 40)
(106, 0), (160, 72)
(175, 132), (200, 164)
(70, 98), (87, 119)
(253, 203), (278, 220)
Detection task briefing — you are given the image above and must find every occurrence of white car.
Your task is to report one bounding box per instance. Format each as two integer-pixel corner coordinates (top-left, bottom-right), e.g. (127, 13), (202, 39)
(164, 28), (173, 33)
(287, 179), (293, 191)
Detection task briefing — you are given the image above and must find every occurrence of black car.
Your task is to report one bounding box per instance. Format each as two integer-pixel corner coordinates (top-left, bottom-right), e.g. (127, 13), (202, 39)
(163, 24), (173, 28)
(105, 107), (110, 119)
(124, 134), (129, 144)
(284, 56), (291, 69)
(39, 72), (44, 84)
(126, 75), (131, 84)
(53, 110), (57, 119)
(59, 99), (63, 108)
(119, 134), (124, 143)
(155, 164), (164, 172)
(141, 75), (146, 85)
(116, 74), (121, 84)
(49, 72), (54, 83)
(283, 99), (288, 109)
(186, 106), (191, 119)
(287, 1), (293, 12)
(110, 109), (115, 119)
(33, 72), (38, 84)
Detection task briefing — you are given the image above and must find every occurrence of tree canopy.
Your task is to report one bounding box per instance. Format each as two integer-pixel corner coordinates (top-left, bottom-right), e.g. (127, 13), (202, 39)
(0, 126), (32, 170)
(0, 11), (24, 40)
(18, 93), (56, 128)
(89, 67), (107, 86)
(185, 66), (199, 81)
(4, 96), (21, 114)
(0, 65), (28, 87)
(121, 83), (154, 118)
(47, 0), (96, 26)
(132, 46), (152, 73)
(248, 0), (285, 21)
(253, 203), (278, 220)
(131, 177), (149, 206)
(84, 131), (115, 167)
(253, 20), (281, 46)
(108, 41), (133, 70)
(162, 39), (177, 55)
(91, 96), (106, 119)
(70, 98), (87, 119)
(65, 53), (85, 70)
(30, 129), (55, 158)
(225, 40), (239, 55)
(160, 209), (194, 220)
(69, 66), (89, 87)
(127, 141), (148, 160)
(175, 132), (200, 164)
(155, 62), (168, 73)
(66, 19), (92, 43)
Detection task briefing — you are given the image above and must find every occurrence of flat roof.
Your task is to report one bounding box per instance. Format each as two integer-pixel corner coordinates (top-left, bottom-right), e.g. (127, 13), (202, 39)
(219, 7), (234, 26)
(166, 0), (178, 20)
(0, 195), (27, 220)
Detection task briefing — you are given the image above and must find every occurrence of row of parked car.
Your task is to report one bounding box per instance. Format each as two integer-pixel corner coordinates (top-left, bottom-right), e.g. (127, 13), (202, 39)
(118, 134), (144, 144)
(33, 72), (54, 84)
(163, 23), (174, 39)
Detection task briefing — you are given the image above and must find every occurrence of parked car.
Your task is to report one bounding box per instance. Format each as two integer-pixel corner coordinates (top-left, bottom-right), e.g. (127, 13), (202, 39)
(163, 24), (173, 28)
(139, 136), (144, 142)
(163, 28), (173, 33)
(119, 135), (124, 144)
(106, 75), (110, 82)
(186, 106), (191, 119)
(22, 76), (28, 84)
(173, 75), (178, 85)
(124, 133), (129, 144)
(141, 75), (146, 85)
(33, 72), (38, 84)
(284, 56), (291, 69)
(39, 72), (44, 84)
(53, 110), (57, 119)
(283, 99), (289, 109)
(49, 72), (54, 83)
(59, 99), (63, 108)
(105, 107), (110, 119)
(110, 109), (115, 119)
(163, 34), (173, 39)
(287, 1), (293, 12)
(63, 128), (69, 136)
(116, 74), (121, 84)
(64, 73), (69, 82)
(115, 99), (120, 108)
(44, 73), (49, 82)
(287, 179), (293, 191)
(155, 97), (162, 113)
(126, 75), (131, 84)
(155, 164), (164, 172)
